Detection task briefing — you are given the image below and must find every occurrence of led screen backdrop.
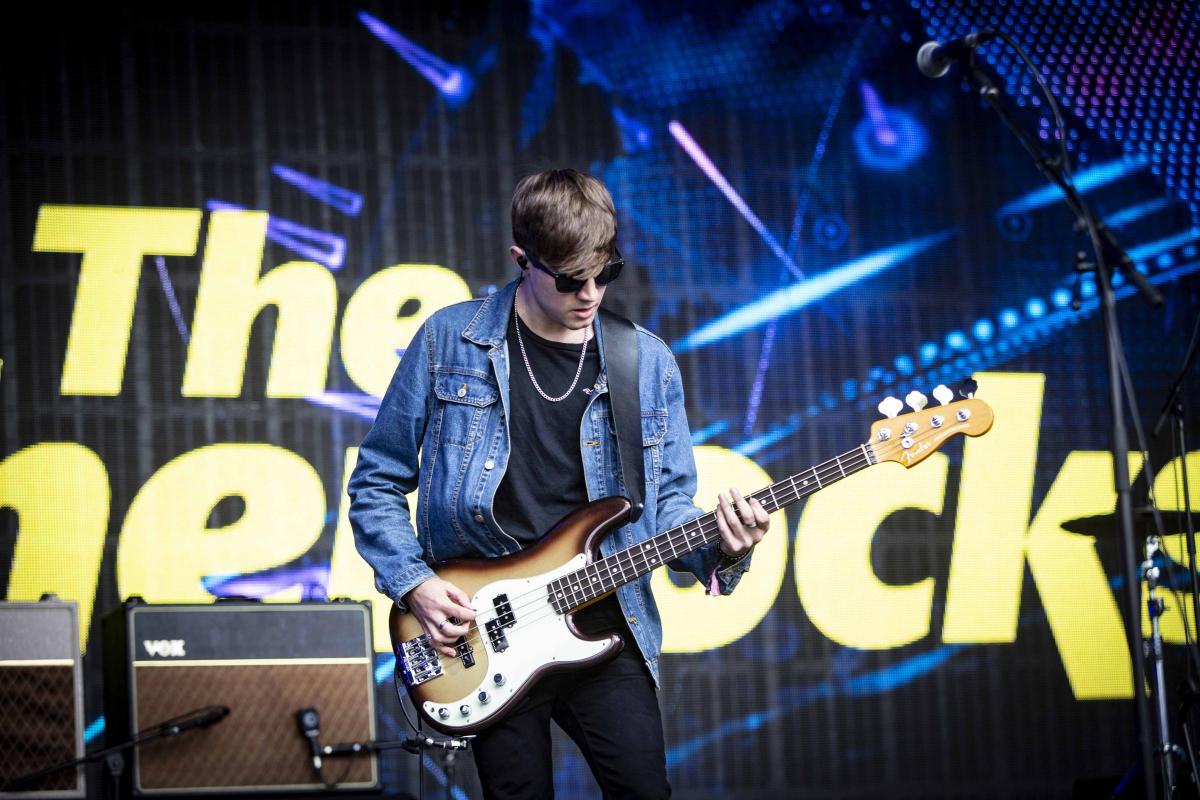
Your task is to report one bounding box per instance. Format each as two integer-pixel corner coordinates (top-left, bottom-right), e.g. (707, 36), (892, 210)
(2, 1), (1199, 797)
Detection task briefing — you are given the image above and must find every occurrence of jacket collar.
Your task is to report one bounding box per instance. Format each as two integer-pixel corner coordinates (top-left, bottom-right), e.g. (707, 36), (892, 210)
(460, 277), (608, 364)
(461, 278), (518, 347)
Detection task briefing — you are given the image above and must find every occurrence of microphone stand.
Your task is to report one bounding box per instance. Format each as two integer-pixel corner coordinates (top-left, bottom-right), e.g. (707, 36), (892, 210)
(958, 49), (1164, 799)
(2, 705), (230, 799)
(319, 733), (471, 798)
(1154, 308), (1200, 798)
(1152, 309), (1200, 646)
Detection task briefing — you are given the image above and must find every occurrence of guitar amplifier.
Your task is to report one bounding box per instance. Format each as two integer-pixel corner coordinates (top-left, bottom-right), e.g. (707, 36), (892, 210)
(0, 600), (85, 799)
(102, 600), (379, 795)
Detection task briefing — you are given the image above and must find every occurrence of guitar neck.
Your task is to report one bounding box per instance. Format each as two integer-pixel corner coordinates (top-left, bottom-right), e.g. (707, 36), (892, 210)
(548, 443), (877, 613)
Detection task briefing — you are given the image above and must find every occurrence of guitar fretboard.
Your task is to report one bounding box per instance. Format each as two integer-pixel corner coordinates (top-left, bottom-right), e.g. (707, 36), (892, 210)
(547, 443), (876, 614)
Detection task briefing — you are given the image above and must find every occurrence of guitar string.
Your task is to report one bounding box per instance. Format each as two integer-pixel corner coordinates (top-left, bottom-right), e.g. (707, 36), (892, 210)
(415, 446), (871, 662)
(423, 419), (959, 673)
(427, 448), (875, 668)
(410, 418), (965, 680)
(426, 420), (955, 671)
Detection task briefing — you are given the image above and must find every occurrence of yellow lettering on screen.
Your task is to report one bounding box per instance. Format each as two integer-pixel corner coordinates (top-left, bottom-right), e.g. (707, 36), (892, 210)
(1022, 452), (1141, 699)
(182, 210), (336, 398)
(117, 444), (325, 602)
(340, 265), (472, 398)
(1, 444), (110, 650)
(32, 204), (202, 396)
(942, 372), (1044, 642)
(1146, 451), (1200, 644)
(795, 454), (947, 649)
(653, 446), (788, 653)
(938, 371), (1135, 699)
(327, 446), (420, 651)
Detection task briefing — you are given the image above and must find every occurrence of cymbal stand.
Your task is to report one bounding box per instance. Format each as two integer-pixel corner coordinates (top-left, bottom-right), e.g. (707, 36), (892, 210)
(1146, 536), (1189, 796)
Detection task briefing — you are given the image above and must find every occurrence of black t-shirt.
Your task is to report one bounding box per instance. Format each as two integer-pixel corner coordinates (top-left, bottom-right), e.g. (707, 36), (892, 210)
(493, 310), (600, 543)
(492, 308), (625, 634)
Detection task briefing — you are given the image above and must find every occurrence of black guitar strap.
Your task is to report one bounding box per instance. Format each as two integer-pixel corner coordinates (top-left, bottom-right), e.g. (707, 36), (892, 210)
(599, 308), (645, 522)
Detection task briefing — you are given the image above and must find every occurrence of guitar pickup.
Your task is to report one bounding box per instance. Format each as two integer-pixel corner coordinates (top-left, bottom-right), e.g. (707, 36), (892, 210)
(485, 593), (517, 652)
(456, 635), (475, 668)
(485, 618), (509, 652)
(398, 634), (443, 687)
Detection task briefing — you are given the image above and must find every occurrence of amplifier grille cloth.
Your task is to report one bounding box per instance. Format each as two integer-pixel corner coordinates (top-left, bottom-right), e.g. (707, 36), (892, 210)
(134, 663), (373, 790)
(0, 666), (78, 791)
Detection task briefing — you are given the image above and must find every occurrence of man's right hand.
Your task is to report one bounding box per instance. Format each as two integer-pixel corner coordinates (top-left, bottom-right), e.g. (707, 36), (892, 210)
(404, 577), (477, 657)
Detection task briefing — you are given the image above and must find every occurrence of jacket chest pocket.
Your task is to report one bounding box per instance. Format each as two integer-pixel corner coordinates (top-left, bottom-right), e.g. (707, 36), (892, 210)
(605, 409), (668, 483)
(433, 372), (499, 447)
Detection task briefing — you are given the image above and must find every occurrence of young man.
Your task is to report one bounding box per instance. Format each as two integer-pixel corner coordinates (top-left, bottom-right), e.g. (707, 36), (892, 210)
(349, 168), (769, 798)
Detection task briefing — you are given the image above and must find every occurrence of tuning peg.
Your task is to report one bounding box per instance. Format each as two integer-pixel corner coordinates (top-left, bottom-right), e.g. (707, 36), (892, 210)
(933, 385), (954, 406)
(877, 396), (903, 419)
(905, 390), (928, 412)
(957, 377), (978, 399)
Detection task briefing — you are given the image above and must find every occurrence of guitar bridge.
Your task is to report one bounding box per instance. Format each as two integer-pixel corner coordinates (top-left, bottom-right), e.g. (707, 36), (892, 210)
(398, 634), (443, 687)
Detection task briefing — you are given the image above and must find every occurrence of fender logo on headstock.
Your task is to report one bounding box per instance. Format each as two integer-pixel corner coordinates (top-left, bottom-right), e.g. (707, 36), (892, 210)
(870, 395), (994, 469)
(901, 438), (933, 465)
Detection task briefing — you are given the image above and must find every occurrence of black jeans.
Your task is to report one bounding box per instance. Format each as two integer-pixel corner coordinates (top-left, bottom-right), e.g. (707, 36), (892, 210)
(471, 600), (670, 799)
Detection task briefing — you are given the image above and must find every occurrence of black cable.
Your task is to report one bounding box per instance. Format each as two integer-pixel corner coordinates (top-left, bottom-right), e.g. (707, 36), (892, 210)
(989, 31), (1075, 189)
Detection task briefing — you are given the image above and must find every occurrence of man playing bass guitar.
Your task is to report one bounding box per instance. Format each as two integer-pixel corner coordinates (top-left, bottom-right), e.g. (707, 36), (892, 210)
(349, 168), (770, 799)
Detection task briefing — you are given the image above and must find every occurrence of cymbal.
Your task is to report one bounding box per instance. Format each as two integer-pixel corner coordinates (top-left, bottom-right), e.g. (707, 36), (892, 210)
(1060, 509), (1195, 538)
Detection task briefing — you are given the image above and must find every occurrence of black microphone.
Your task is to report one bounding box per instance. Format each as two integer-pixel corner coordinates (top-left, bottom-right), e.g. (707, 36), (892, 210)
(296, 707), (323, 772)
(155, 705), (230, 736)
(917, 30), (998, 78)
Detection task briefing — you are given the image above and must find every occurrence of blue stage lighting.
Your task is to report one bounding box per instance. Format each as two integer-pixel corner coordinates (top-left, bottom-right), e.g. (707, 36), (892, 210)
(358, 11), (474, 107)
(919, 342), (939, 364)
(893, 355), (915, 375)
(852, 83), (928, 171)
(972, 319), (994, 341)
(612, 108), (653, 153)
(271, 165), (363, 216)
(206, 201), (346, 269)
(669, 120), (804, 280)
(997, 157), (1147, 217)
(1025, 298), (1047, 318)
(673, 231), (952, 352)
(945, 330), (969, 350)
(999, 308), (1020, 328)
(1051, 288), (1072, 308)
(84, 715), (106, 743)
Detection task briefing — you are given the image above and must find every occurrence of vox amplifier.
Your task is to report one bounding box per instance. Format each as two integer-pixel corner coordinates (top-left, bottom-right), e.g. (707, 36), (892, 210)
(0, 600), (85, 799)
(102, 600), (378, 795)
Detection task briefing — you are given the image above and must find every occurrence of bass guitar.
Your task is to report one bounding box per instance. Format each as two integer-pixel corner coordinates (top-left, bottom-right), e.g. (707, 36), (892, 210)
(391, 383), (994, 735)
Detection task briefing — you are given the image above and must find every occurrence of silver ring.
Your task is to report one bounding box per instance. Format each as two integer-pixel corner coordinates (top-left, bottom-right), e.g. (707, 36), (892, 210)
(436, 619), (447, 632)
(744, 520), (758, 528)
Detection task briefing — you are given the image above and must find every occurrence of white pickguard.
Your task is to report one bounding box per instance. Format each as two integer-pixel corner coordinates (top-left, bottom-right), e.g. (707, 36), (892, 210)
(420, 553), (617, 731)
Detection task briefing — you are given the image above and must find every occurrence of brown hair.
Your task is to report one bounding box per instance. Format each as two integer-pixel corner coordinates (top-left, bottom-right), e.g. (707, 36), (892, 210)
(511, 168), (617, 278)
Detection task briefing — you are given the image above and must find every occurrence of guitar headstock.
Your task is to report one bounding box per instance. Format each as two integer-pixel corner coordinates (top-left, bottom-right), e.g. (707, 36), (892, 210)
(868, 381), (994, 468)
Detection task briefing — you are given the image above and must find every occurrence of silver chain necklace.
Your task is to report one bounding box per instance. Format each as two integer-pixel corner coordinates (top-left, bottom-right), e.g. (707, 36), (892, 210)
(513, 294), (591, 403)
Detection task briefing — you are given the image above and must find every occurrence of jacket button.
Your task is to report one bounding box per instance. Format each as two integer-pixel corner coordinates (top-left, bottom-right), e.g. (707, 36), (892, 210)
(457, 384), (468, 397)
(483, 459), (495, 470)
(474, 513), (485, 523)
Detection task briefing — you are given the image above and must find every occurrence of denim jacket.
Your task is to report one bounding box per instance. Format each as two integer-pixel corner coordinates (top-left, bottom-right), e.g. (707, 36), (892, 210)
(348, 278), (752, 684)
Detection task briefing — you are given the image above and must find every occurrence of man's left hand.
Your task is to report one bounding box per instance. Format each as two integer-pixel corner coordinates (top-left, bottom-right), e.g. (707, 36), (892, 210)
(715, 487), (769, 558)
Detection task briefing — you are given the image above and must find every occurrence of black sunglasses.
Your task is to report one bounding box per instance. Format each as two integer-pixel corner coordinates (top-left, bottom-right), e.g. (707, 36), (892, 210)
(523, 248), (624, 293)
